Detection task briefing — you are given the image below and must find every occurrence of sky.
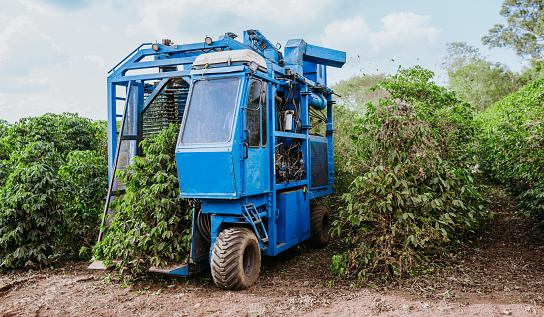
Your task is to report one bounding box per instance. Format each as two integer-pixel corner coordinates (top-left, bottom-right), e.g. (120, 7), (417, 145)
(0, 0), (525, 123)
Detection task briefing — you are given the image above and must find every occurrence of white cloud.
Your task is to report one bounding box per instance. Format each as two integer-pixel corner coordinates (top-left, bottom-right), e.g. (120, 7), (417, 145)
(0, 15), (32, 59)
(19, 0), (53, 15)
(322, 12), (441, 58)
(24, 77), (49, 85)
(0, 0), (450, 124)
(84, 55), (104, 66)
(126, 0), (328, 39)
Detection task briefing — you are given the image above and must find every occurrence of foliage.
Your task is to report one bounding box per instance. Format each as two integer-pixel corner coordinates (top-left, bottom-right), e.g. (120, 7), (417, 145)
(0, 113), (107, 270)
(330, 105), (360, 200)
(7, 113), (100, 155)
(520, 60), (544, 83)
(92, 124), (192, 273)
(0, 138), (10, 162)
(0, 142), (64, 268)
(333, 74), (387, 113)
(92, 120), (108, 163)
(442, 42), (481, 73)
(331, 66), (487, 283)
(0, 119), (11, 161)
(58, 151), (108, 257)
(0, 119), (10, 135)
(448, 60), (521, 112)
(329, 76), (389, 206)
(482, 0), (544, 59)
(476, 77), (544, 218)
(443, 42), (522, 112)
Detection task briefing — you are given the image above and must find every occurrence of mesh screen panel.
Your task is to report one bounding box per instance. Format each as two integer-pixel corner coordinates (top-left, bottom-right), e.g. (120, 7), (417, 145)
(310, 140), (328, 188)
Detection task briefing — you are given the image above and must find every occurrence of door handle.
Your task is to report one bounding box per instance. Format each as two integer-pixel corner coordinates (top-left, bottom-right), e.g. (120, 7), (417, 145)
(242, 142), (249, 159)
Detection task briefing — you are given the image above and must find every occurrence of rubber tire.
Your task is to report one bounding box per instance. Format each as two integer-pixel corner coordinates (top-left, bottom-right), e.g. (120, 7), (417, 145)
(306, 204), (331, 248)
(211, 227), (261, 290)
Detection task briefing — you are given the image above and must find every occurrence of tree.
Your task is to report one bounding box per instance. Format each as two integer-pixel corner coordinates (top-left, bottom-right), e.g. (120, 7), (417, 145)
(482, 0), (544, 60)
(443, 42), (522, 112)
(520, 60), (544, 83)
(449, 60), (521, 112)
(442, 42), (481, 73)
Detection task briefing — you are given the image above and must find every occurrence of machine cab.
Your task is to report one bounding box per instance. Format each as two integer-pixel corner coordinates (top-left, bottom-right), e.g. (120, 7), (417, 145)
(175, 50), (270, 199)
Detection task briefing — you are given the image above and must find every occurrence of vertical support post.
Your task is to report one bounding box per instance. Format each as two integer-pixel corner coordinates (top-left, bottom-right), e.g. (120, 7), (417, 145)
(300, 84), (310, 131)
(137, 81), (145, 157)
(326, 97), (334, 186)
(268, 82), (277, 256)
(300, 84), (311, 192)
(107, 83), (117, 181)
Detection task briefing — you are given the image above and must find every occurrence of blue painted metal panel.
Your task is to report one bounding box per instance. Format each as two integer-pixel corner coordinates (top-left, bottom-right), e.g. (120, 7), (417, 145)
(201, 201), (241, 215)
(243, 146), (268, 196)
(305, 43), (346, 68)
(302, 61), (327, 86)
(276, 189), (310, 243)
(176, 149), (238, 199)
(284, 39), (346, 74)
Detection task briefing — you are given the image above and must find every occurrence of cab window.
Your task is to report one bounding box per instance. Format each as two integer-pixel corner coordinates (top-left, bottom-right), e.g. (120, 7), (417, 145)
(246, 80), (262, 148)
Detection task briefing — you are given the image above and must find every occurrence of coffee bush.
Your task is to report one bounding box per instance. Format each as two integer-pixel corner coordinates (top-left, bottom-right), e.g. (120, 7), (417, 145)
(0, 113), (107, 269)
(477, 78), (544, 218)
(92, 124), (192, 273)
(331, 66), (487, 283)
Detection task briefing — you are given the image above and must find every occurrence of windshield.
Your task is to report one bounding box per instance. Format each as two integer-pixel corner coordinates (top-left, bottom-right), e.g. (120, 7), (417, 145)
(181, 77), (240, 144)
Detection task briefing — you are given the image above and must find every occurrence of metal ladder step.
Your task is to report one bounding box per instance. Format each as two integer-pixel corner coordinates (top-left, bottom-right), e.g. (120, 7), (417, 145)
(242, 203), (268, 243)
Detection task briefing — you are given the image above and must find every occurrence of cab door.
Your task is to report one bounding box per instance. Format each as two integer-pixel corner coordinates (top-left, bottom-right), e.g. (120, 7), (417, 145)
(242, 79), (269, 196)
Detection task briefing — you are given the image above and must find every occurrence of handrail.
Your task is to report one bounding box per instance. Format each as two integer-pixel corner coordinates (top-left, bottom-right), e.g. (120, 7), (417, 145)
(108, 43), (152, 74)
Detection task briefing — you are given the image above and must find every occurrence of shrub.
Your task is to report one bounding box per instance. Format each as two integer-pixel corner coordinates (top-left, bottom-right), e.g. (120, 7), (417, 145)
(331, 66), (487, 283)
(0, 119), (11, 161)
(477, 78), (544, 217)
(7, 113), (100, 154)
(92, 124), (192, 273)
(59, 150), (108, 257)
(0, 113), (107, 269)
(0, 142), (65, 268)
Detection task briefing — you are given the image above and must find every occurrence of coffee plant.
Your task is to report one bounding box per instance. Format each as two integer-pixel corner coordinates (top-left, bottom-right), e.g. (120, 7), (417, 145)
(58, 150), (108, 257)
(0, 119), (11, 161)
(0, 142), (65, 268)
(0, 113), (107, 269)
(331, 66), (487, 283)
(477, 78), (544, 219)
(92, 124), (192, 273)
(6, 113), (100, 155)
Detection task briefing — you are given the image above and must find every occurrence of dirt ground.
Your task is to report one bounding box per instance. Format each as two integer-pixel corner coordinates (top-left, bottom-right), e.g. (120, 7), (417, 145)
(1, 183), (544, 316)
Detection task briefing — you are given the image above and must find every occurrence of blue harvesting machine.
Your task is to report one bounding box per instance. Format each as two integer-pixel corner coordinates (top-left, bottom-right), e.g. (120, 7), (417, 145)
(98, 30), (345, 289)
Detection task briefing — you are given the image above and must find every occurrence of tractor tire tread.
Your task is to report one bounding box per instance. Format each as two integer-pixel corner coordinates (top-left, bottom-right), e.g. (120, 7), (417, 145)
(306, 204), (331, 248)
(211, 227), (261, 290)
